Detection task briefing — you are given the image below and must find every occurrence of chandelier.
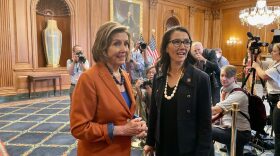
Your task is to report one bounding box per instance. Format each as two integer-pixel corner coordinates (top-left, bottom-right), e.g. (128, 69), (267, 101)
(239, 0), (280, 29)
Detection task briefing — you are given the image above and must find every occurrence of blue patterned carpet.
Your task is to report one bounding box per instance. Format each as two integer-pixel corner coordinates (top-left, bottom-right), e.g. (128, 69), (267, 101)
(0, 82), (276, 156)
(0, 96), (144, 156)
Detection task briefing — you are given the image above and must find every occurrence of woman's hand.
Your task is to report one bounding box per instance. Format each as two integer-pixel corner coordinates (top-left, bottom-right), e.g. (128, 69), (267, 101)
(136, 120), (148, 138)
(143, 145), (154, 156)
(277, 101), (280, 109)
(113, 118), (147, 136)
(135, 79), (143, 90)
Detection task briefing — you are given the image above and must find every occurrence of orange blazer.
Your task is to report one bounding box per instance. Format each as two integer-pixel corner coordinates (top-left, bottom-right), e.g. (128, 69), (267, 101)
(70, 63), (136, 156)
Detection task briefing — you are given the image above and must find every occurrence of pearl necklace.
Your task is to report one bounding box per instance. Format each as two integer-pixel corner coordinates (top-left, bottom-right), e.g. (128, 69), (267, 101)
(164, 70), (183, 100)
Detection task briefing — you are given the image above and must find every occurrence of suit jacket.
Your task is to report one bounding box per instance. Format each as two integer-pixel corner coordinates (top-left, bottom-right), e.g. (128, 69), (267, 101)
(202, 48), (220, 75)
(70, 63), (136, 156)
(146, 62), (212, 155)
(204, 49), (221, 87)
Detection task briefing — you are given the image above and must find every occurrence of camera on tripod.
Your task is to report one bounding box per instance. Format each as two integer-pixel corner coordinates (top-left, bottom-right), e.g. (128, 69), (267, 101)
(247, 32), (269, 55)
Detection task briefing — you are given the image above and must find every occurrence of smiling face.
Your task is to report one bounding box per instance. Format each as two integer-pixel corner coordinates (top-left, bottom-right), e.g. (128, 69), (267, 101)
(106, 32), (129, 68)
(166, 31), (191, 64)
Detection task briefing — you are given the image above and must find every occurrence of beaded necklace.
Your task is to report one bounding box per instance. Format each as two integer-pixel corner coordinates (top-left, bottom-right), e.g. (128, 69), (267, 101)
(105, 64), (125, 85)
(164, 70), (183, 100)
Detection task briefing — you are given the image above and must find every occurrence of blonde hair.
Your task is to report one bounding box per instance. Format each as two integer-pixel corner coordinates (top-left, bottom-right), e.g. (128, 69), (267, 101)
(192, 41), (203, 47)
(92, 21), (131, 62)
(72, 45), (82, 52)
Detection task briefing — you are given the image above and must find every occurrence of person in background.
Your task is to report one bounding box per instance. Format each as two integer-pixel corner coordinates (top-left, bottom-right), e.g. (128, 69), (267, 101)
(66, 45), (89, 101)
(252, 43), (280, 156)
(144, 26), (212, 155)
(191, 42), (221, 105)
(70, 21), (147, 156)
(211, 65), (251, 156)
(242, 41), (257, 94)
(275, 100), (280, 156)
(214, 48), (229, 68)
(125, 41), (152, 84)
(134, 65), (156, 121)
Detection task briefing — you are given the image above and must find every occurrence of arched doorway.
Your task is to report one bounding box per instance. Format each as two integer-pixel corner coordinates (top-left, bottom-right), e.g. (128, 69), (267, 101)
(165, 17), (180, 31)
(36, 0), (71, 67)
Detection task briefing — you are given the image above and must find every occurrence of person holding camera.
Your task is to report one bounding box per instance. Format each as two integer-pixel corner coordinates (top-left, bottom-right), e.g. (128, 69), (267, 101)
(66, 45), (89, 101)
(126, 41), (152, 84)
(134, 66), (156, 122)
(191, 42), (221, 105)
(70, 22), (147, 155)
(252, 43), (280, 155)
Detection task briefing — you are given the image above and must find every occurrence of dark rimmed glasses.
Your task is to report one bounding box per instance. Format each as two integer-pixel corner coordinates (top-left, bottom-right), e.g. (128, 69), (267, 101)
(168, 39), (192, 47)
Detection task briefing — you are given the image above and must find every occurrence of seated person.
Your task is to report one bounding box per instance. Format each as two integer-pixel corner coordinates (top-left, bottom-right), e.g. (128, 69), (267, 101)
(211, 65), (251, 156)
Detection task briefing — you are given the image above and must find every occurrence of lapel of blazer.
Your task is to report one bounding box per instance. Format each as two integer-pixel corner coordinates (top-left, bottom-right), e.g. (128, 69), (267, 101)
(97, 63), (132, 116)
(154, 73), (165, 110)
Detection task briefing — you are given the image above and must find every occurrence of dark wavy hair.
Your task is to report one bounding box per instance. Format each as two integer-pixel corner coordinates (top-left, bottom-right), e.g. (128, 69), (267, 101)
(155, 26), (195, 75)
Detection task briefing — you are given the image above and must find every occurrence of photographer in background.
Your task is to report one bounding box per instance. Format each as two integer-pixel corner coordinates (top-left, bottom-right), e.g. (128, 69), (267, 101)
(67, 45), (90, 101)
(134, 66), (156, 122)
(126, 41), (152, 83)
(252, 43), (280, 155)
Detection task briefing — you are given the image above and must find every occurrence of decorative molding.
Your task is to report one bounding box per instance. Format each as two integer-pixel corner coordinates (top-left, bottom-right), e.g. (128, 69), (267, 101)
(212, 9), (221, 20)
(30, 0), (76, 69)
(150, 0), (158, 6)
(0, 0), (14, 88)
(189, 6), (196, 17)
(204, 9), (212, 20)
(36, 0), (70, 16)
(194, 0), (237, 4)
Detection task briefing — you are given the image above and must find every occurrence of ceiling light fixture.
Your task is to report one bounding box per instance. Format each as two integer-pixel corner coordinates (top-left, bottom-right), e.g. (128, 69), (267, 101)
(239, 0), (280, 29)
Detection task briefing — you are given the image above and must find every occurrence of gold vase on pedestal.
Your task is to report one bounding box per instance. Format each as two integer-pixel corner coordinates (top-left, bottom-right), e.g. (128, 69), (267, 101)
(42, 19), (62, 67)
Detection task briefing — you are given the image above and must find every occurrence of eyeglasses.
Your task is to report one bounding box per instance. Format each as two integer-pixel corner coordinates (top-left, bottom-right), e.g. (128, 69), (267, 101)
(169, 39), (192, 47)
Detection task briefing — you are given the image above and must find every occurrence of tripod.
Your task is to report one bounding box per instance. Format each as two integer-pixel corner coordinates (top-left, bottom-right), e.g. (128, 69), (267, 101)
(241, 53), (275, 153)
(241, 52), (265, 94)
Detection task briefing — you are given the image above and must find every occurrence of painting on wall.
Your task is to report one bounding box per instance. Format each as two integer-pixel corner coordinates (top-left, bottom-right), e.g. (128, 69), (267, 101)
(110, 0), (143, 43)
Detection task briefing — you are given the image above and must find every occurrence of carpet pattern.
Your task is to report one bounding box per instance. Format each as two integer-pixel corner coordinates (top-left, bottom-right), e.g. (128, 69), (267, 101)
(0, 84), (276, 156)
(0, 97), (77, 156)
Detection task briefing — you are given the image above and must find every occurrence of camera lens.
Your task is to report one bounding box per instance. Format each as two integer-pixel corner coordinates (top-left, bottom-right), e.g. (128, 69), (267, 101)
(140, 42), (147, 49)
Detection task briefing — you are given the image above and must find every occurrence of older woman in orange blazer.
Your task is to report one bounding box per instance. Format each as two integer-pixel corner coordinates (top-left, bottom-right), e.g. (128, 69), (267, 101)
(70, 21), (147, 156)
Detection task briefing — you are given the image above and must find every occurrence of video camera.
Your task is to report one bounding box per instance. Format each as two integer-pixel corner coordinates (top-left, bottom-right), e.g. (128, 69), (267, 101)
(76, 51), (86, 63)
(247, 32), (269, 55)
